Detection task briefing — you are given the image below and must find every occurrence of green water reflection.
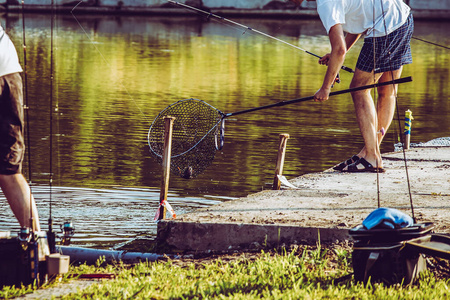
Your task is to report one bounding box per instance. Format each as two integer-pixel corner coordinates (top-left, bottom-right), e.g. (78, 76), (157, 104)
(3, 14), (449, 199)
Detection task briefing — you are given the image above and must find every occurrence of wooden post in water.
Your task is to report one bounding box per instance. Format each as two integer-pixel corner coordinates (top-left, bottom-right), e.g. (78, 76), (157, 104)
(404, 109), (413, 150)
(272, 133), (290, 190)
(158, 116), (175, 220)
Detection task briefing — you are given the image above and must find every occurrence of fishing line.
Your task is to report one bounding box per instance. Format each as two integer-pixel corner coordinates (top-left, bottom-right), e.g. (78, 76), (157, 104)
(70, 1), (151, 125)
(20, 0), (35, 234)
(268, 2), (301, 35)
(20, 1), (40, 281)
(49, 0), (54, 224)
(167, 0), (355, 74)
(412, 36), (450, 50)
(378, 0), (415, 221)
(372, 2), (382, 209)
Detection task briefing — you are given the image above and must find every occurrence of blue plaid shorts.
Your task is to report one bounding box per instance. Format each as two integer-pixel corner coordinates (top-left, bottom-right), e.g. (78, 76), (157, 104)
(356, 13), (414, 73)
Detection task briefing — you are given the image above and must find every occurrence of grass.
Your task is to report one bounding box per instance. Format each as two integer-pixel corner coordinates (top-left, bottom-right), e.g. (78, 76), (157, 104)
(1, 245), (449, 299)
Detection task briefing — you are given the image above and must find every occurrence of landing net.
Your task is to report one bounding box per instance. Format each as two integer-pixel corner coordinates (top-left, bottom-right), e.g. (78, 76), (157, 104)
(148, 98), (223, 178)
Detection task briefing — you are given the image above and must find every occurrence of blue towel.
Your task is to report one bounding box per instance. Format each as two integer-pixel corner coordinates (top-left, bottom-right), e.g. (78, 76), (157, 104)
(362, 207), (414, 230)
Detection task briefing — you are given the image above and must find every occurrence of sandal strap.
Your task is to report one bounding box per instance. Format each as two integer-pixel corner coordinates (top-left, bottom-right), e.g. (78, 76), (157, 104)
(347, 158), (373, 171)
(349, 155), (360, 164)
(333, 155), (360, 171)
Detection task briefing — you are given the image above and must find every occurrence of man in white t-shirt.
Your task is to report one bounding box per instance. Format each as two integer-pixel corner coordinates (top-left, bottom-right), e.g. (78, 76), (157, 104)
(291, 0), (413, 172)
(0, 24), (41, 232)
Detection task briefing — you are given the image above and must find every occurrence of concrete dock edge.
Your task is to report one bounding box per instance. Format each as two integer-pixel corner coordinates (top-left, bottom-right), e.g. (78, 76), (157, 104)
(156, 144), (450, 253)
(157, 221), (350, 251)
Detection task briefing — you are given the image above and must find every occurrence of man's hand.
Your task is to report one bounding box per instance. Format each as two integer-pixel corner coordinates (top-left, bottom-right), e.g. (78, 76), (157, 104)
(318, 53), (331, 66)
(314, 86), (331, 102)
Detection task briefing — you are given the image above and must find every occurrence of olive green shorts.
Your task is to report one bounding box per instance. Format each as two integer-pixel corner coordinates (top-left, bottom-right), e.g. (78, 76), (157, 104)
(0, 73), (24, 175)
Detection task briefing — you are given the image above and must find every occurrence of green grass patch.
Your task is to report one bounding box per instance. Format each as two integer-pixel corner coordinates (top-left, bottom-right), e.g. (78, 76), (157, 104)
(1, 246), (449, 299)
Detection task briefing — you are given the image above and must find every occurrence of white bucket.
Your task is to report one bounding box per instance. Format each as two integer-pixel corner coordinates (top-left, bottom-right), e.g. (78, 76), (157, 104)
(46, 253), (70, 276)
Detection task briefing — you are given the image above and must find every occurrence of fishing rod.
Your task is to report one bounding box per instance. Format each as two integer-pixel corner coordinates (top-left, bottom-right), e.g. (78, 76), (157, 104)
(412, 36), (450, 50)
(47, 0), (57, 254)
(20, 0), (40, 284)
(19, 0), (36, 242)
(224, 76), (412, 117)
(149, 76), (413, 178)
(21, 0), (33, 233)
(167, 0), (355, 74)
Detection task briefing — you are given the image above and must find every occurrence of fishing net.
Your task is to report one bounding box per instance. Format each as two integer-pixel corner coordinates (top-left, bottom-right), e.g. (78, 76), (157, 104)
(395, 137), (450, 151)
(148, 99), (224, 179)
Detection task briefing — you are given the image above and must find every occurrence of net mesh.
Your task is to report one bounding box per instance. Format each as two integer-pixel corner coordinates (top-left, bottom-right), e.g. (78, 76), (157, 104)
(394, 137), (450, 151)
(148, 99), (223, 178)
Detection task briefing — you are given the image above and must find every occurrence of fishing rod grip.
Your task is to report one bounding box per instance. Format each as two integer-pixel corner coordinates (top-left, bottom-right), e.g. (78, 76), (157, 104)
(341, 65), (354, 73)
(306, 51), (354, 74)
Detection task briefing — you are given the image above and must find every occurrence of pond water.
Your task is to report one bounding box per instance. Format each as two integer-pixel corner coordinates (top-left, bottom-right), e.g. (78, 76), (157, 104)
(0, 12), (449, 248)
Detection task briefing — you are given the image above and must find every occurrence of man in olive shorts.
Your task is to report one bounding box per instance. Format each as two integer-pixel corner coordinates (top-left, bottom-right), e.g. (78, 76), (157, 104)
(0, 24), (41, 232)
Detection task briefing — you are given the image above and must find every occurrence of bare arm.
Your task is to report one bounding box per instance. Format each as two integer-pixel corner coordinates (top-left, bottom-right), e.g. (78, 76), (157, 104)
(315, 24), (347, 101)
(345, 32), (361, 51)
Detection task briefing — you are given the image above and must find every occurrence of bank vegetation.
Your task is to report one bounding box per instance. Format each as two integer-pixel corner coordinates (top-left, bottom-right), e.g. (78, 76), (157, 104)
(1, 243), (449, 299)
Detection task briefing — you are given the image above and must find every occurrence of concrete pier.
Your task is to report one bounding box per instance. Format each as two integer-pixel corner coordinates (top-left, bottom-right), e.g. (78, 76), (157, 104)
(157, 142), (450, 252)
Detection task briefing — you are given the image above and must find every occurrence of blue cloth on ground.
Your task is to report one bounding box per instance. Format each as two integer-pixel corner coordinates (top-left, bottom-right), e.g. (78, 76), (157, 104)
(362, 207), (414, 230)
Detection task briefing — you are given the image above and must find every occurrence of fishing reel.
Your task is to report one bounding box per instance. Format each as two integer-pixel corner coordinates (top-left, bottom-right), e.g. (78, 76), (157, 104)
(331, 73), (341, 88)
(335, 73), (341, 84)
(18, 227), (32, 250)
(61, 221), (75, 246)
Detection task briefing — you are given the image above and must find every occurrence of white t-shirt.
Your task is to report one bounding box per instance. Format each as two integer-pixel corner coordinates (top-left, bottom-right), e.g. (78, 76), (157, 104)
(0, 25), (23, 77)
(316, 0), (411, 37)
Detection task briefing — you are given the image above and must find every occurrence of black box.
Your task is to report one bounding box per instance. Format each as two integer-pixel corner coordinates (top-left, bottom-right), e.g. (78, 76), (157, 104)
(352, 241), (426, 285)
(0, 238), (33, 287)
(349, 223), (434, 285)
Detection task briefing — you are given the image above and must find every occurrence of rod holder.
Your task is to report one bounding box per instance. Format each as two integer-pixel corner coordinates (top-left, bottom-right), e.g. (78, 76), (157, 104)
(273, 133), (290, 190)
(158, 116), (176, 220)
(404, 109), (413, 150)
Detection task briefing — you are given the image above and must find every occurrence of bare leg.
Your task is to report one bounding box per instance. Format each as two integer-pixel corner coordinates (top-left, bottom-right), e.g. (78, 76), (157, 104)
(0, 173), (41, 231)
(354, 68), (403, 162)
(349, 69), (383, 168)
(375, 68), (402, 144)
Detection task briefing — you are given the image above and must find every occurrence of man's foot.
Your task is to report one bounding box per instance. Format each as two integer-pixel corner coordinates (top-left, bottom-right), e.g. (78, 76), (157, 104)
(333, 155), (360, 171)
(342, 158), (385, 173)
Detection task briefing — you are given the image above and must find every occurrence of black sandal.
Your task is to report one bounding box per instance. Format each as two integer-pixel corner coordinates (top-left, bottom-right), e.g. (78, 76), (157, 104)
(342, 158), (385, 173)
(333, 155), (360, 171)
